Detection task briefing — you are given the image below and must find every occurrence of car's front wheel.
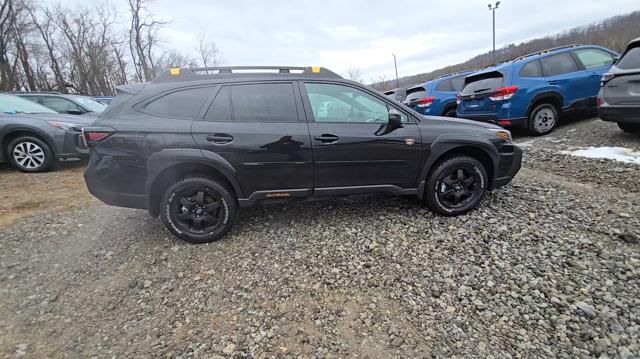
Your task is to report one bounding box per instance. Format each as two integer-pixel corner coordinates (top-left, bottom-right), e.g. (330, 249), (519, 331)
(618, 122), (640, 133)
(7, 136), (54, 172)
(527, 103), (558, 136)
(160, 177), (238, 244)
(425, 156), (488, 216)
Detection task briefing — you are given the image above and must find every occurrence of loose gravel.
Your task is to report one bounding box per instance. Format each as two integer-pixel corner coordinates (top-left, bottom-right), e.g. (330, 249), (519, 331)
(0, 118), (639, 358)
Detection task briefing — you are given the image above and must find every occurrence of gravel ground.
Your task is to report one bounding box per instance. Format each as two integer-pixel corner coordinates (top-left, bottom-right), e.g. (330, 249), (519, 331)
(1, 118), (639, 358)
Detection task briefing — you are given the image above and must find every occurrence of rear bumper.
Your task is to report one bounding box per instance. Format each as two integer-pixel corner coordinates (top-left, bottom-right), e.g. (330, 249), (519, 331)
(492, 145), (522, 189)
(599, 105), (640, 123)
(457, 113), (527, 127)
(84, 152), (148, 210)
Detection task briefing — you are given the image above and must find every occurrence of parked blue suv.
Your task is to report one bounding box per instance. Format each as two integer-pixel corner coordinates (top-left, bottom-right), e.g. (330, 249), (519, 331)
(456, 44), (618, 135)
(403, 69), (477, 117)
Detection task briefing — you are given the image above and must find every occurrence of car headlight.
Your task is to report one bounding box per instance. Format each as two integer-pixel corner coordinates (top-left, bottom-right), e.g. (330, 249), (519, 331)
(492, 129), (512, 142)
(47, 121), (84, 131)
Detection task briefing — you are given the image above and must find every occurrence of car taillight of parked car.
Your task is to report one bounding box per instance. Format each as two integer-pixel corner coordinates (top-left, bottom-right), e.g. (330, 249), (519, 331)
(82, 127), (115, 147)
(600, 72), (615, 87)
(489, 86), (518, 101)
(417, 96), (435, 108)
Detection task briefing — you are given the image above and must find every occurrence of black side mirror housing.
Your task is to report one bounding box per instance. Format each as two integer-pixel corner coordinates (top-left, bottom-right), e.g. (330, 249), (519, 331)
(388, 108), (403, 129)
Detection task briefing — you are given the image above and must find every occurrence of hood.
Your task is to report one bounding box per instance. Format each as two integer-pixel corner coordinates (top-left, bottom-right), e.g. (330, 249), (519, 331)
(421, 115), (503, 130)
(4, 112), (97, 126)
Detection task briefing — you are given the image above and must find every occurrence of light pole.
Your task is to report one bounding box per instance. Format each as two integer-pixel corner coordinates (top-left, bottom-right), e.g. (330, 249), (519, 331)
(392, 53), (400, 88)
(488, 1), (500, 65)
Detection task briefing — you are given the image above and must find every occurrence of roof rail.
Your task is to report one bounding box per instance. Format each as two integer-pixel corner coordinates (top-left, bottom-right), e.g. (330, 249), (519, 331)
(432, 68), (478, 81)
(153, 66), (342, 82)
(513, 44), (582, 62)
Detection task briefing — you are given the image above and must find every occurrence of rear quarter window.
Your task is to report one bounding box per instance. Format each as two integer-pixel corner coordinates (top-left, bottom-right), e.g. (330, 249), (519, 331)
(144, 87), (213, 119)
(617, 46), (640, 70)
(450, 76), (466, 92)
(435, 80), (453, 92)
(519, 60), (542, 77)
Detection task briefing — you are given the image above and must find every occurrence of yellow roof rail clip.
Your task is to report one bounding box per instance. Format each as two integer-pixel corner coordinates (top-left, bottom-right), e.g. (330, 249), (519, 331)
(170, 67), (181, 76)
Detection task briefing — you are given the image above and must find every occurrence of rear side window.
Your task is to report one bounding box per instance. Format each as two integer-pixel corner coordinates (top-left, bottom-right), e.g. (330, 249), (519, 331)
(435, 80), (453, 92)
(230, 83), (298, 122)
(404, 87), (426, 103)
(204, 87), (231, 121)
(461, 73), (504, 95)
(450, 76), (466, 91)
(541, 53), (579, 76)
(144, 87), (212, 119)
(573, 49), (615, 69)
(617, 46), (640, 70)
(519, 60), (542, 77)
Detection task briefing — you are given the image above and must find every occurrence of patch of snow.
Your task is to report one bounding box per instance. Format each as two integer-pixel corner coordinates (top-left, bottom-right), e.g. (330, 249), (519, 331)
(561, 146), (640, 165)
(516, 139), (537, 148)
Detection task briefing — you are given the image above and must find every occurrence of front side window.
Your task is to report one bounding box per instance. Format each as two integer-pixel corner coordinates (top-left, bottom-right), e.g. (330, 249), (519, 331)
(229, 83), (298, 122)
(305, 83), (406, 123)
(144, 87), (213, 119)
(573, 49), (615, 70)
(541, 53), (579, 76)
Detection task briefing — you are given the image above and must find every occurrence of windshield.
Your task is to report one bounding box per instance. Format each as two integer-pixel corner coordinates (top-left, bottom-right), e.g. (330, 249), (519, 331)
(0, 94), (57, 114)
(68, 95), (107, 113)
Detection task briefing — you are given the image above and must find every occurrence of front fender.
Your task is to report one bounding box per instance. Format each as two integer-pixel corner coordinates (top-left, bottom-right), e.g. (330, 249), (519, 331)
(417, 134), (500, 198)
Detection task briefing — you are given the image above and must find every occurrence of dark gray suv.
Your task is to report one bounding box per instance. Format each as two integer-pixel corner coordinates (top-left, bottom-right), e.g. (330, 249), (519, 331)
(598, 38), (640, 133)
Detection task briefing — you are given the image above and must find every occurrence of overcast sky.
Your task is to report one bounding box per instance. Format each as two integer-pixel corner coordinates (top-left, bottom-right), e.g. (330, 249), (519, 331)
(54, 0), (639, 81)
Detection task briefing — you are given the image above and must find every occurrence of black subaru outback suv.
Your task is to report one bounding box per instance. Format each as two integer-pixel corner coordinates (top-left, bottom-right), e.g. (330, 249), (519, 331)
(84, 66), (522, 243)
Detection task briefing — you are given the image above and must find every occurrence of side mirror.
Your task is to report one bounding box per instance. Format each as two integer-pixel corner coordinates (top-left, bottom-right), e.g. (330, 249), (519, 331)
(388, 108), (403, 129)
(66, 109), (84, 115)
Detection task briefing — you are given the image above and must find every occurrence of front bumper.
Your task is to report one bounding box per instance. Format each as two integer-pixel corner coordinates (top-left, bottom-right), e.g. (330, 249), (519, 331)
(55, 130), (89, 159)
(599, 105), (640, 124)
(492, 144), (522, 189)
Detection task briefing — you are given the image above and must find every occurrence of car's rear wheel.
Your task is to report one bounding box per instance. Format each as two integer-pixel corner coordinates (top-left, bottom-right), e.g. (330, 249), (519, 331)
(425, 156), (488, 216)
(160, 177), (238, 244)
(443, 108), (457, 117)
(7, 136), (54, 173)
(617, 122), (640, 133)
(527, 103), (558, 136)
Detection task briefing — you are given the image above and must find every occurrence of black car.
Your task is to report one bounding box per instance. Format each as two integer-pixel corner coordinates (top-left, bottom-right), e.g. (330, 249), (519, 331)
(15, 92), (106, 116)
(598, 38), (640, 133)
(83, 66), (522, 244)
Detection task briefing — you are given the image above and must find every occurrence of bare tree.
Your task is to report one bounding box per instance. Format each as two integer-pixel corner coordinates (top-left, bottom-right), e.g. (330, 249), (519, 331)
(346, 68), (363, 83)
(128, 0), (167, 81)
(196, 33), (223, 68)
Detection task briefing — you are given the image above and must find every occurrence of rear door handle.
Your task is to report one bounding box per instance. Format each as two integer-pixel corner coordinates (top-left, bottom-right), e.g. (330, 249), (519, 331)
(314, 134), (339, 143)
(205, 134), (234, 144)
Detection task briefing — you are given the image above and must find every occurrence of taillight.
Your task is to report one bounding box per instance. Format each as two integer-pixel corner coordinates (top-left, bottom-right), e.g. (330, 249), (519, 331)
(601, 72), (615, 87)
(82, 127), (115, 146)
(489, 86), (518, 101)
(456, 95), (461, 105)
(417, 96), (435, 108)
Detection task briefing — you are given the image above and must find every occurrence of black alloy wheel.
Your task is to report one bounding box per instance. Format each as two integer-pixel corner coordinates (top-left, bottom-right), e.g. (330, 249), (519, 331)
(160, 177), (237, 243)
(425, 156), (488, 216)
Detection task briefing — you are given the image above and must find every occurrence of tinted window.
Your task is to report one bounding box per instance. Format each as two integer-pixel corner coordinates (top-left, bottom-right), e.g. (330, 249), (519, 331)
(519, 60), (542, 77)
(145, 87), (212, 119)
(450, 76), (466, 91)
(230, 83), (298, 122)
(304, 83), (407, 123)
(617, 46), (640, 70)
(461, 74), (504, 95)
(435, 80), (453, 92)
(404, 87), (426, 103)
(0, 94), (57, 114)
(204, 87), (231, 121)
(574, 49), (615, 70)
(541, 53), (579, 76)
(42, 97), (82, 113)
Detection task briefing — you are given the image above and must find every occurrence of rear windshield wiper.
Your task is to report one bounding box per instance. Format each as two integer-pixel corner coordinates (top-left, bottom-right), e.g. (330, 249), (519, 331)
(473, 88), (492, 93)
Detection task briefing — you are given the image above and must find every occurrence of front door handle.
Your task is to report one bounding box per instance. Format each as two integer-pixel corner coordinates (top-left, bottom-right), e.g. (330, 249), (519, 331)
(205, 134), (234, 144)
(314, 134), (339, 143)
